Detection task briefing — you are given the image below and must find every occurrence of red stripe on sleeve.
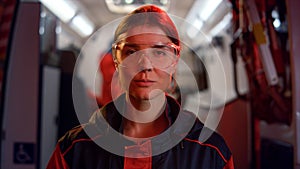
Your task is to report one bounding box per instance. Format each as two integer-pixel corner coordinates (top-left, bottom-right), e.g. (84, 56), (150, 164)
(46, 145), (69, 169)
(223, 156), (235, 169)
(184, 138), (230, 164)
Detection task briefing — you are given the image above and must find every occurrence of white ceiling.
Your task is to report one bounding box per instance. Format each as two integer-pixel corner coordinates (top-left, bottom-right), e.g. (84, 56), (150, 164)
(77, 0), (196, 29)
(48, 0), (232, 48)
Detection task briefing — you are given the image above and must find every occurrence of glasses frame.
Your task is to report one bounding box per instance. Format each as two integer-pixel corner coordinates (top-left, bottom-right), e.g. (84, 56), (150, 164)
(112, 41), (180, 69)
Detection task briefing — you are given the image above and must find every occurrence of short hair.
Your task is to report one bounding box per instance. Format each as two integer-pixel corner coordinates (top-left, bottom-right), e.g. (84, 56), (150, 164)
(114, 5), (180, 46)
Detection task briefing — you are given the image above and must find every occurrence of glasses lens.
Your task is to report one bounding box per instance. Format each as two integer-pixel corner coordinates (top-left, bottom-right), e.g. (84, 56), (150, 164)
(148, 46), (176, 67)
(115, 43), (178, 69)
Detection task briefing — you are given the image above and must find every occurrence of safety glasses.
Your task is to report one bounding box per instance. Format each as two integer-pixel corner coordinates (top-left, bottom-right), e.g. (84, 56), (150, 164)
(112, 42), (180, 69)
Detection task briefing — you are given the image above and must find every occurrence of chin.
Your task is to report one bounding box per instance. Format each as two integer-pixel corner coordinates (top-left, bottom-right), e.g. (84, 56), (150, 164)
(131, 89), (165, 101)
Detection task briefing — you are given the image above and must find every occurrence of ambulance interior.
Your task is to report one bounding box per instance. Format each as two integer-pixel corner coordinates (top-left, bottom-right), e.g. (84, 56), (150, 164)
(0, 0), (299, 169)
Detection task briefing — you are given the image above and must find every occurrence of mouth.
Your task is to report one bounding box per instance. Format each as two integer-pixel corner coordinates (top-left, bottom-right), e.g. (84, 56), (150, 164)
(133, 79), (156, 87)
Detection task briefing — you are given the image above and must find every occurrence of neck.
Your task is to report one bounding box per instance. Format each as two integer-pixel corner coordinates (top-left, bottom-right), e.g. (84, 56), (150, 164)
(122, 109), (169, 138)
(122, 93), (169, 138)
(125, 92), (166, 123)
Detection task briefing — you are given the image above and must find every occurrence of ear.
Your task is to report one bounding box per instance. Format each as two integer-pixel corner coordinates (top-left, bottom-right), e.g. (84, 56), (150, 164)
(111, 46), (119, 72)
(169, 61), (178, 74)
(114, 61), (119, 72)
(167, 74), (178, 94)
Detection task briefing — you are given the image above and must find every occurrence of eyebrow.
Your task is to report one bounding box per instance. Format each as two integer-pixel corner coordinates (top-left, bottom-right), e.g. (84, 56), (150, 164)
(123, 43), (172, 48)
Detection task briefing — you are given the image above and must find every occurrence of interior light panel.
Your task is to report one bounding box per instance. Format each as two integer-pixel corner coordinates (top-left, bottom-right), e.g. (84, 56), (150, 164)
(105, 0), (170, 13)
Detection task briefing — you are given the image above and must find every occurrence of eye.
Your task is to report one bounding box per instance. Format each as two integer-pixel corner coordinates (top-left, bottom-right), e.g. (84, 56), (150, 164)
(122, 47), (137, 57)
(153, 48), (168, 57)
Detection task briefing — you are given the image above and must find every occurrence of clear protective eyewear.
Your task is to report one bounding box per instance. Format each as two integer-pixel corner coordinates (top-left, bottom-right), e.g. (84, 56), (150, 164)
(112, 42), (180, 69)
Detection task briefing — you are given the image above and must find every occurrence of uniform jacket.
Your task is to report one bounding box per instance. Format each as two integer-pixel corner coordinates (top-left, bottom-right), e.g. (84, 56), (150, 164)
(47, 94), (234, 169)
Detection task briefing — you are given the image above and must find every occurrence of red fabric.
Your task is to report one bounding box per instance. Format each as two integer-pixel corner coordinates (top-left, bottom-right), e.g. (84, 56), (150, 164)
(124, 140), (152, 169)
(223, 156), (235, 169)
(47, 145), (69, 169)
(0, 0), (17, 60)
(97, 52), (122, 106)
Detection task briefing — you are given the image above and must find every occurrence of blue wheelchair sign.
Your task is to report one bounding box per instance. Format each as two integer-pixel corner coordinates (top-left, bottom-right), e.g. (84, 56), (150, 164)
(13, 142), (35, 164)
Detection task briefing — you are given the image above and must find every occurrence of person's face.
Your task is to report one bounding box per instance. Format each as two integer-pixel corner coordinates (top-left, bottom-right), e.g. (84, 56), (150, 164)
(114, 25), (179, 101)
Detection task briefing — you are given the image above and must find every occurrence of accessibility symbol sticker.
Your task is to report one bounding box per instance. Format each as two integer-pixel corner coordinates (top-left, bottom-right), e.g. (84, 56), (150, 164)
(13, 142), (35, 164)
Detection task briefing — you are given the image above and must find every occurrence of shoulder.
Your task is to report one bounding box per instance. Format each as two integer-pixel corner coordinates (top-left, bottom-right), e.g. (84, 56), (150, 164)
(57, 123), (101, 154)
(185, 120), (232, 164)
(56, 102), (117, 154)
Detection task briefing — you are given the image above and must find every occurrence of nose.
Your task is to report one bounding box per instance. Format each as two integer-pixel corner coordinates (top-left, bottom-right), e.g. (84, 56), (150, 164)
(137, 52), (153, 71)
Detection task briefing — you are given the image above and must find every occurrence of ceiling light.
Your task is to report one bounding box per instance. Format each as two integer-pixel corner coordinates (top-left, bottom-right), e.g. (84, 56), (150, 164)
(193, 19), (204, 30)
(70, 14), (95, 37)
(209, 12), (232, 36)
(199, 0), (223, 21)
(124, 0), (134, 4)
(39, 27), (45, 35)
(105, 0), (170, 13)
(271, 9), (279, 19)
(160, 0), (168, 5)
(56, 25), (62, 34)
(187, 19), (203, 38)
(273, 18), (281, 28)
(40, 0), (76, 22)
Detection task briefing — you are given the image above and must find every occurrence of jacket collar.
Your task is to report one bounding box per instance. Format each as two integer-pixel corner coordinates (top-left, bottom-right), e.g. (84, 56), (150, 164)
(95, 94), (181, 132)
(90, 93), (199, 147)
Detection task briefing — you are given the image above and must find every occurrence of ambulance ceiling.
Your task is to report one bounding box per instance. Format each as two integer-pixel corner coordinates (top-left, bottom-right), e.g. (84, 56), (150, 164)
(40, 0), (232, 40)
